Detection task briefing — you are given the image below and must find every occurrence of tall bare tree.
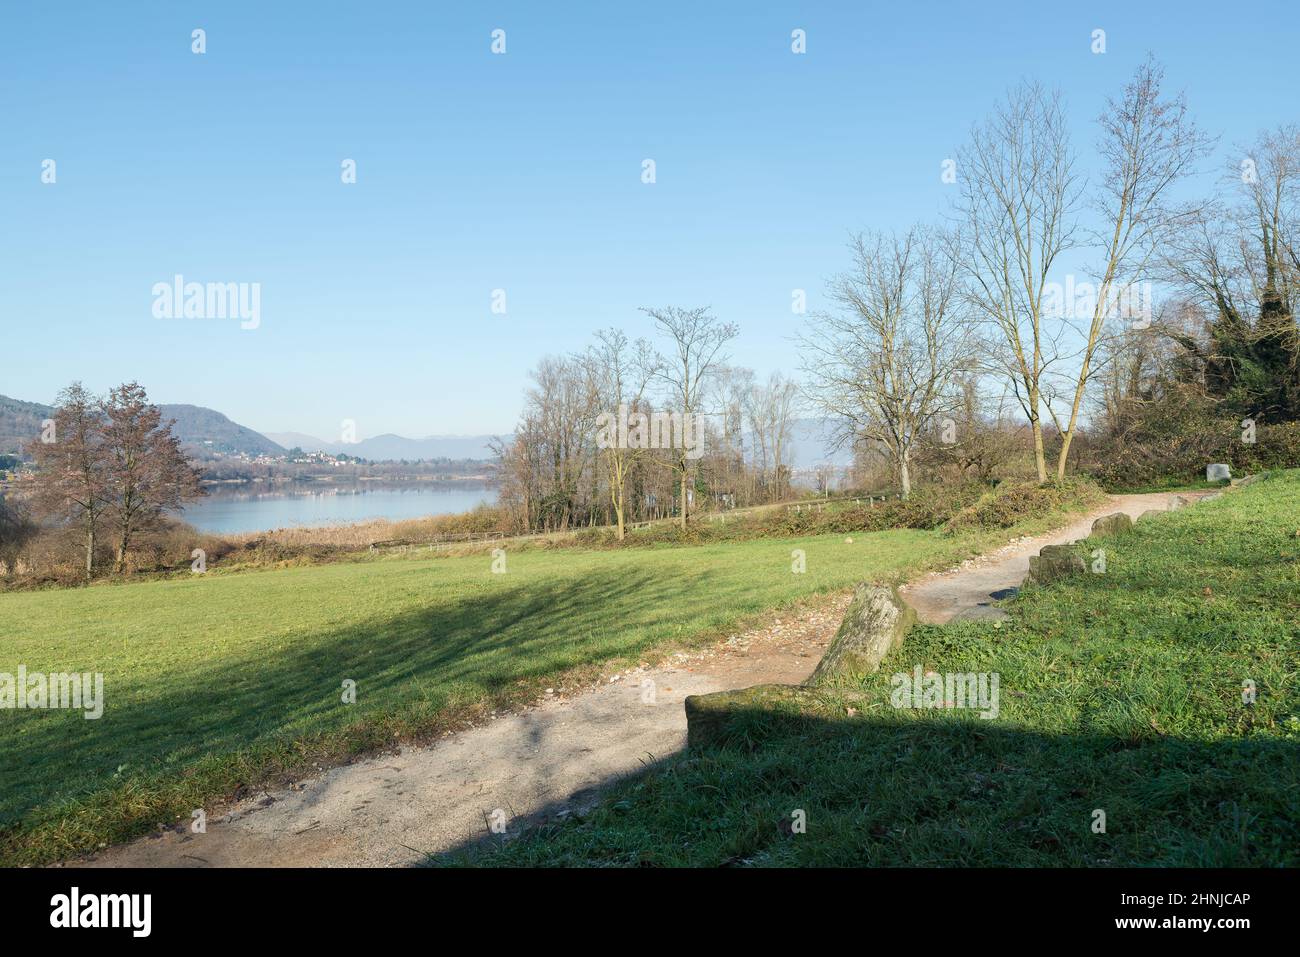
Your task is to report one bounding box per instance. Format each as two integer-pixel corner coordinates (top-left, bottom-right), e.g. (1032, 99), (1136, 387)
(586, 328), (656, 540)
(100, 383), (203, 573)
(645, 306), (738, 527)
(517, 356), (600, 531)
(956, 81), (1080, 482)
(26, 382), (108, 580)
(1053, 59), (1210, 477)
(799, 227), (968, 498)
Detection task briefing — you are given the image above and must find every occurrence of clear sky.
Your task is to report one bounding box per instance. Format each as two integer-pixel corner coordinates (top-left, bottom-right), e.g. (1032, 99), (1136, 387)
(2, 2), (1295, 439)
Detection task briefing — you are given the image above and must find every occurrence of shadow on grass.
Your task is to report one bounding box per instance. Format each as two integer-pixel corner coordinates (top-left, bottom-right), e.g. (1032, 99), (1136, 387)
(434, 701), (1300, 867)
(0, 565), (694, 838)
(430, 487), (1300, 868)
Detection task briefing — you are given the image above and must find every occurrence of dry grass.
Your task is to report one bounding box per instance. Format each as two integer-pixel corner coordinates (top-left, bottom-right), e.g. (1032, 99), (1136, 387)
(222, 501), (511, 548)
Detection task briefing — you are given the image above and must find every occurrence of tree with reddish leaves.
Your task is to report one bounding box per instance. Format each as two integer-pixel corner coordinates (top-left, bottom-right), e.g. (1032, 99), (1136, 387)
(99, 382), (204, 573)
(26, 382), (110, 580)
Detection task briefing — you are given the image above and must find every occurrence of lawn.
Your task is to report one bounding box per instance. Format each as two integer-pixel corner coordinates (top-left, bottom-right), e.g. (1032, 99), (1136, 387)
(457, 471), (1300, 867)
(1, 521), (1022, 865)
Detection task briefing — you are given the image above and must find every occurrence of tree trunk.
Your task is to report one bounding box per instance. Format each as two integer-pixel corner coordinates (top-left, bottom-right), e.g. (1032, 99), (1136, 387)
(1027, 379), (1047, 482)
(1055, 430), (1075, 480)
(613, 478), (625, 541)
(1031, 420), (1047, 483)
(898, 455), (912, 499)
(611, 453), (628, 541)
(679, 466), (689, 528)
(85, 524), (95, 581)
(1056, 284), (1112, 480)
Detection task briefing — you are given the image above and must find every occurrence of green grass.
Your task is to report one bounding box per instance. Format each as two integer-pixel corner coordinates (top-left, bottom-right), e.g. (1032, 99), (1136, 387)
(1096, 476), (1228, 495)
(1, 515), (1057, 866)
(457, 471), (1300, 867)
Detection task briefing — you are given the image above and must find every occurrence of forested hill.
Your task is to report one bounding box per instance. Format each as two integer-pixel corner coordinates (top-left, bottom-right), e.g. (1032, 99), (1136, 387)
(0, 394), (285, 459)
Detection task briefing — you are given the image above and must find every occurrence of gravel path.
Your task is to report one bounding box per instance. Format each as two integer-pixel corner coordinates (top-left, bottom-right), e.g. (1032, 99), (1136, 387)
(899, 492), (1205, 623)
(78, 597), (849, 868)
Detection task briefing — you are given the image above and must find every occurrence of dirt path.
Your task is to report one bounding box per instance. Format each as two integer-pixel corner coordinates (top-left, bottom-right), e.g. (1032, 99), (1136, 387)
(76, 491), (1201, 868)
(78, 598), (850, 868)
(900, 492), (1205, 624)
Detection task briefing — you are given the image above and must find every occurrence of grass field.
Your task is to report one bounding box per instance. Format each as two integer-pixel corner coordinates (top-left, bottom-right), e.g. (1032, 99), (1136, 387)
(0, 509), (1079, 866)
(456, 472), (1300, 867)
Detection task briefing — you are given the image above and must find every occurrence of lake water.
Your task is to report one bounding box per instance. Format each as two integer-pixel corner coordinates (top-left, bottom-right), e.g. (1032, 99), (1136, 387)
(180, 484), (497, 534)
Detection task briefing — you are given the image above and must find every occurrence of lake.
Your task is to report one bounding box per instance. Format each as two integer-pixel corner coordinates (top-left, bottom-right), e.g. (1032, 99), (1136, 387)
(180, 484), (497, 534)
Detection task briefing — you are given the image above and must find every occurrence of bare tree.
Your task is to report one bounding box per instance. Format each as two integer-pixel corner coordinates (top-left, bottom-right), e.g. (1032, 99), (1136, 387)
(100, 383), (204, 573)
(1164, 124), (1300, 418)
(799, 227), (969, 498)
(0, 491), (35, 576)
(812, 462), (836, 496)
(644, 306), (738, 527)
(956, 81), (1081, 482)
(1092, 313), (1175, 436)
(916, 375), (1022, 483)
(746, 372), (799, 501)
(716, 366), (757, 504)
(26, 382), (108, 580)
(1053, 59), (1211, 478)
(586, 328), (656, 540)
(1241, 125), (1300, 328)
(517, 356), (600, 531)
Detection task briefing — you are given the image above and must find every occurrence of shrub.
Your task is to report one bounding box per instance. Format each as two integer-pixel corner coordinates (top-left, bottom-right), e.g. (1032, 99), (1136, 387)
(943, 479), (1107, 533)
(1234, 421), (1300, 472)
(1088, 417), (1300, 489)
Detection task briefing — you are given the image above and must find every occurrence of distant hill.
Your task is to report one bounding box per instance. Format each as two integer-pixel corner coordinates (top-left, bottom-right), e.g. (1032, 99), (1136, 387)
(155, 404), (286, 458)
(2, 390), (496, 463)
(350, 433), (500, 461)
(0, 394), (285, 459)
(0, 394), (54, 456)
(264, 431), (500, 461)
(265, 424), (843, 466)
(4, 393), (840, 467)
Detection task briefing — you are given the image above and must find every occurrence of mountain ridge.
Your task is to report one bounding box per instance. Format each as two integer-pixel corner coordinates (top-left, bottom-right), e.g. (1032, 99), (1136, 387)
(0, 393), (500, 462)
(0, 394), (286, 459)
(3, 394), (846, 467)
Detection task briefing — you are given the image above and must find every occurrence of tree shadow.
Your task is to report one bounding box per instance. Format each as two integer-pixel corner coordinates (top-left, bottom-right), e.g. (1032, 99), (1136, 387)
(432, 699), (1300, 867)
(0, 565), (688, 828)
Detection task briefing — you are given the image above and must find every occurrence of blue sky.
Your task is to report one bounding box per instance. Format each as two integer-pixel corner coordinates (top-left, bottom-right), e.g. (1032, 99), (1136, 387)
(2, 2), (1295, 439)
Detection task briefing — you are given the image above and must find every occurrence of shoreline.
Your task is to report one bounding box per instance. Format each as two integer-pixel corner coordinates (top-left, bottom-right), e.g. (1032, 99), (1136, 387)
(182, 481), (502, 539)
(198, 474), (497, 488)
